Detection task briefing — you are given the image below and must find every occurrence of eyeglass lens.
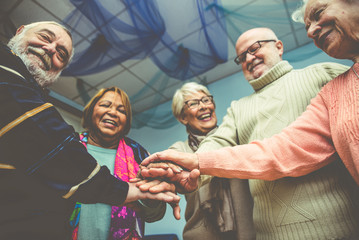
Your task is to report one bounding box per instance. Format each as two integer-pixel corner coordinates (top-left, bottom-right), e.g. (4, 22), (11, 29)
(186, 96), (213, 108)
(238, 42), (260, 63)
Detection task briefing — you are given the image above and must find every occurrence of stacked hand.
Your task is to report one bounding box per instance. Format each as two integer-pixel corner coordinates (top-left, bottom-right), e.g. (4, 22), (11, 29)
(141, 149), (200, 171)
(137, 150), (200, 194)
(128, 149), (200, 220)
(125, 181), (182, 220)
(137, 162), (200, 194)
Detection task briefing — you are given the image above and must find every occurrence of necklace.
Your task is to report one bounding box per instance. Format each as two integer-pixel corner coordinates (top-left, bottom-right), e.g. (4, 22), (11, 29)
(352, 65), (359, 79)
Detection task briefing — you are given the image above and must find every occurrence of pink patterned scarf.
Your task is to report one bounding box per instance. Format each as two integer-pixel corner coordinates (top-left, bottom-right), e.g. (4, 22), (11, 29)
(71, 132), (143, 240)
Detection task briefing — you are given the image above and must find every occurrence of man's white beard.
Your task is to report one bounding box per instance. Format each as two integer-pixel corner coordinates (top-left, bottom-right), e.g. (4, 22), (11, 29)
(7, 33), (61, 87)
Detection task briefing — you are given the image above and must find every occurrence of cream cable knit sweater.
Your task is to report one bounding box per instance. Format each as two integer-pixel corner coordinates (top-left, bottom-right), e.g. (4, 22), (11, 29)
(197, 61), (359, 239)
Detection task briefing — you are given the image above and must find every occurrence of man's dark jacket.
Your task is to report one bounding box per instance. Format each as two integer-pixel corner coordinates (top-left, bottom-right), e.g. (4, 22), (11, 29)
(0, 43), (128, 239)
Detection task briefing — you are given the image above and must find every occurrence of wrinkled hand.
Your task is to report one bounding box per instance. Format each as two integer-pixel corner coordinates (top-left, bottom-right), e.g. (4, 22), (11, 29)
(130, 177), (176, 193)
(141, 149), (199, 171)
(124, 182), (180, 205)
(138, 163), (200, 194)
(128, 179), (181, 220)
(139, 162), (182, 179)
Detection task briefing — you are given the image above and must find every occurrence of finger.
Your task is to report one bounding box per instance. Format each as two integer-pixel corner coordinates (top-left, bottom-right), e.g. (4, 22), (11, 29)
(155, 191), (180, 203)
(148, 168), (175, 178)
(147, 162), (182, 174)
(129, 178), (142, 183)
(147, 162), (170, 169)
(135, 179), (151, 189)
(141, 168), (175, 179)
(167, 162), (183, 173)
(187, 169), (200, 190)
(164, 191), (181, 202)
(170, 203), (181, 220)
(141, 152), (162, 166)
(139, 168), (151, 178)
(137, 179), (158, 191)
(142, 192), (173, 203)
(189, 169), (200, 181)
(149, 181), (176, 193)
(140, 168), (169, 178)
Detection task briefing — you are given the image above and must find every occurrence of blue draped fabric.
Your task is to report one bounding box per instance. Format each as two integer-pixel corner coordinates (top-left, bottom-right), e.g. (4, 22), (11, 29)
(59, 0), (321, 129)
(148, 0), (227, 80)
(62, 0), (165, 75)
(62, 0), (227, 78)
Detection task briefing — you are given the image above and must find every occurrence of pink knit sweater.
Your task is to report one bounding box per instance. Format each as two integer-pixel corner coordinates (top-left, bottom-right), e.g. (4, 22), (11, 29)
(198, 63), (359, 185)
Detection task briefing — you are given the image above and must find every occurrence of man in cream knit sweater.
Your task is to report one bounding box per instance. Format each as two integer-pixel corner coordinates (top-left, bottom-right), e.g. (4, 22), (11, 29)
(194, 28), (359, 239)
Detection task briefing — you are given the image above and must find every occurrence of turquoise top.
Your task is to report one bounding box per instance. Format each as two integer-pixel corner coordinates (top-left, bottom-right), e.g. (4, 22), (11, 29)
(78, 144), (116, 240)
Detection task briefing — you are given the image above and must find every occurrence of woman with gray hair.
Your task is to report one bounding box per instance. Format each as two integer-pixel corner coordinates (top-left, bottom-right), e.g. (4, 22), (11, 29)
(172, 82), (216, 136)
(170, 82), (236, 240)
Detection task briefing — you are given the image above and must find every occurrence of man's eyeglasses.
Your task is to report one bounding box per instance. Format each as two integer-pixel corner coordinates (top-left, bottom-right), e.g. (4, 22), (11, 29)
(234, 39), (276, 65)
(185, 96), (213, 109)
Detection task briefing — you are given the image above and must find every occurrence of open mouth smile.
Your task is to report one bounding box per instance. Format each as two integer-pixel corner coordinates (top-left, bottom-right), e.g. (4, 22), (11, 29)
(198, 113), (211, 120)
(102, 119), (118, 127)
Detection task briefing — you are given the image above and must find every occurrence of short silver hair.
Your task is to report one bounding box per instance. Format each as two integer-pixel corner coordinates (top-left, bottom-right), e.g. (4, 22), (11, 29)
(292, 0), (308, 23)
(19, 21), (74, 65)
(172, 82), (212, 122)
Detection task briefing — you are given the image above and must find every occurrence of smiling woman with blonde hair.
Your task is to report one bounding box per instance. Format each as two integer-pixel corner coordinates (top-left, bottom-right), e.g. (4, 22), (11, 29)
(169, 82), (237, 239)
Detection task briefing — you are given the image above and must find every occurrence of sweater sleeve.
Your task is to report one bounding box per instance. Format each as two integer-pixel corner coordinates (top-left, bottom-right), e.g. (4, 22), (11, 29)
(197, 102), (240, 153)
(198, 93), (336, 180)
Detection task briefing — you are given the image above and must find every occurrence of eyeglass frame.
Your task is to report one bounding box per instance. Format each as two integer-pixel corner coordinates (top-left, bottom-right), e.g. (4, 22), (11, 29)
(184, 95), (214, 109)
(234, 39), (277, 65)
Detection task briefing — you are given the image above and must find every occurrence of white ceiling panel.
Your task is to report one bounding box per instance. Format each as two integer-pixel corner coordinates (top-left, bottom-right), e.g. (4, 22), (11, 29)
(131, 92), (167, 113)
(10, 1), (58, 26)
(35, 0), (76, 20)
(100, 70), (154, 99)
(73, 88), (100, 106)
(79, 65), (125, 86)
(50, 76), (85, 100)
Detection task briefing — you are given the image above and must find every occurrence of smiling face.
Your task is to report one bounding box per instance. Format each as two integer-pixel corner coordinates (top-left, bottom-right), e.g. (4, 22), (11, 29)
(304, 0), (359, 61)
(7, 22), (73, 87)
(89, 91), (128, 149)
(180, 91), (217, 135)
(235, 28), (283, 81)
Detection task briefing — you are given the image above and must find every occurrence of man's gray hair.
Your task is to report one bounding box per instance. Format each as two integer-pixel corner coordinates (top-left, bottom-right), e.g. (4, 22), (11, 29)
(172, 82), (212, 122)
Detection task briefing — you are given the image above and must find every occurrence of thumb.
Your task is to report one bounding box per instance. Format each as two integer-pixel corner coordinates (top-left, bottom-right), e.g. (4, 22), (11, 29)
(189, 169), (200, 185)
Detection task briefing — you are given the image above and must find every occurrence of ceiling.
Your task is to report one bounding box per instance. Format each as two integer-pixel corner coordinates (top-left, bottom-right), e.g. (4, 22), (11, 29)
(0, 0), (310, 117)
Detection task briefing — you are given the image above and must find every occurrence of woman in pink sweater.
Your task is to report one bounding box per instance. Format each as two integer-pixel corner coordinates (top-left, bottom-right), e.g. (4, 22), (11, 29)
(141, 0), (359, 186)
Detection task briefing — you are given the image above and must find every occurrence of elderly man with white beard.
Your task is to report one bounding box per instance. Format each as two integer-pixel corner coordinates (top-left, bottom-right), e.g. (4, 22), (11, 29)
(0, 21), (181, 240)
